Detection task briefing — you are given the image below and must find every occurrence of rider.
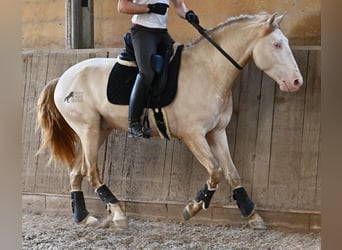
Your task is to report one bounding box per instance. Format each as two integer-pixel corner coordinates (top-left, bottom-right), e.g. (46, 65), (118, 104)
(117, 0), (200, 138)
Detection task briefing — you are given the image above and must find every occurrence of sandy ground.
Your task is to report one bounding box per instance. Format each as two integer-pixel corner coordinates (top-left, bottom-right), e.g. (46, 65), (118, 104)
(22, 211), (320, 250)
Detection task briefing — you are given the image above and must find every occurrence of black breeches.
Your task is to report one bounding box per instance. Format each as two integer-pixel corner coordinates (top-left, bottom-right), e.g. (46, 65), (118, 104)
(131, 25), (173, 85)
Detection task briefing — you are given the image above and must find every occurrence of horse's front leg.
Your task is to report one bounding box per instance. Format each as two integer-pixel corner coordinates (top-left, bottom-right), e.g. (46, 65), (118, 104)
(182, 134), (223, 220)
(206, 128), (266, 229)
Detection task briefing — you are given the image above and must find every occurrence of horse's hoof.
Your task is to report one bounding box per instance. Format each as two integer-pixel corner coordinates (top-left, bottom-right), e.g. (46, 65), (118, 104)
(113, 219), (129, 229)
(183, 206), (192, 220)
(183, 201), (203, 220)
(107, 202), (128, 229)
(81, 215), (98, 225)
(248, 212), (267, 230)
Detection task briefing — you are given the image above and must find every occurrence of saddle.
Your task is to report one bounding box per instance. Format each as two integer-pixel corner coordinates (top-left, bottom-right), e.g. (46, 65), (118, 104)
(107, 33), (184, 139)
(107, 33), (183, 108)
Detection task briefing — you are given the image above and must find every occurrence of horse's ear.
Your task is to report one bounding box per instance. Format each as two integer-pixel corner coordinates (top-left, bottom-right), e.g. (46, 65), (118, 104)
(266, 13), (277, 27)
(263, 13), (277, 34)
(275, 11), (287, 25)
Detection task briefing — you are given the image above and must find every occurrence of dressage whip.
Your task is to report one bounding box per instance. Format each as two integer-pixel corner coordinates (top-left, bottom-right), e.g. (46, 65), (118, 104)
(190, 22), (243, 70)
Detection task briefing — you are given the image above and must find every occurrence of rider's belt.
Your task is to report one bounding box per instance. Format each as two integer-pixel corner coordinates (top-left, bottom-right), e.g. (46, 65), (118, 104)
(132, 24), (168, 33)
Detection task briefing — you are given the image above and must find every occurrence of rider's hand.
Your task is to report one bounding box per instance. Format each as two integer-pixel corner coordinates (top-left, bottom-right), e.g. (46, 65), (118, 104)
(148, 3), (169, 15)
(185, 10), (200, 26)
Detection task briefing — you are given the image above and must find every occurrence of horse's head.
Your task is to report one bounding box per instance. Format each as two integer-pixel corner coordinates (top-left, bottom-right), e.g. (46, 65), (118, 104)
(252, 13), (303, 92)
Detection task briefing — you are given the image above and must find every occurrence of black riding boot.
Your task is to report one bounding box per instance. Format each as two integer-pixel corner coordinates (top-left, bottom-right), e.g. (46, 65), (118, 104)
(128, 73), (151, 137)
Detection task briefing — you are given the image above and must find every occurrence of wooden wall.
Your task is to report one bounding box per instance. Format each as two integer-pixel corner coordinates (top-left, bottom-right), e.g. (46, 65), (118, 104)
(22, 47), (321, 231)
(22, 0), (321, 49)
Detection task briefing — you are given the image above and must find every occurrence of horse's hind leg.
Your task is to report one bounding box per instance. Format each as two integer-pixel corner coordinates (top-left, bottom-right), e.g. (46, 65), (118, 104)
(69, 148), (98, 224)
(74, 121), (128, 229)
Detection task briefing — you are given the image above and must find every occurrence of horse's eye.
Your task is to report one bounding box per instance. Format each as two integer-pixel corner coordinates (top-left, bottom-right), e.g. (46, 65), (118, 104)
(274, 42), (282, 49)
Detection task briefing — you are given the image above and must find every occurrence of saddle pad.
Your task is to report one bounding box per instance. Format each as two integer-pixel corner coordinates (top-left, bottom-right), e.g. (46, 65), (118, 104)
(106, 45), (184, 109)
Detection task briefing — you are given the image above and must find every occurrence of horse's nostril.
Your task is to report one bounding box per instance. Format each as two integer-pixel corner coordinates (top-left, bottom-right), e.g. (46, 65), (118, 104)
(294, 79), (300, 86)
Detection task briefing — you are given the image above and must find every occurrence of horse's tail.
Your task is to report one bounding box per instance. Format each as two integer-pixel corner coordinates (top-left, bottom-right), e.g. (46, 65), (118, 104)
(37, 78), (78, 167)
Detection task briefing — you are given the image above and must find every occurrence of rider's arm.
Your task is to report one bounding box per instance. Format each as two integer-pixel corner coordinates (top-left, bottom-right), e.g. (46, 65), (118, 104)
(171, 0), (189, 18)
(117, 0), (149, 14)
(171, 0), (199, 25)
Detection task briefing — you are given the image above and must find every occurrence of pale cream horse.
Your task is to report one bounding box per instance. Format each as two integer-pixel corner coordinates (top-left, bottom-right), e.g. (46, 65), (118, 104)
(37, 12), (303, 229)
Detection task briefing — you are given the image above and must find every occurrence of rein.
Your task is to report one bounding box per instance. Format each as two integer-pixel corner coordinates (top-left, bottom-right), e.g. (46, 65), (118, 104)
(191, 22), (243, 70)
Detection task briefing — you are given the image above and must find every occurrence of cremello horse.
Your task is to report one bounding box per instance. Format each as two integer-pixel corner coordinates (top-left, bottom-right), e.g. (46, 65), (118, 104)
(37, 12), (303, 229)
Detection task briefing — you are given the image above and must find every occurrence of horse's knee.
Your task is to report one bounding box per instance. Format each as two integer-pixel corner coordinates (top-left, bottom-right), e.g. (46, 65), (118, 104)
(208, 167), (223, 187)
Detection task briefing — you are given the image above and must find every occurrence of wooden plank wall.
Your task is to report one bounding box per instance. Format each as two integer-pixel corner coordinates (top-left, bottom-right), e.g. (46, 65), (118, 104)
(22, 47), (321, 230)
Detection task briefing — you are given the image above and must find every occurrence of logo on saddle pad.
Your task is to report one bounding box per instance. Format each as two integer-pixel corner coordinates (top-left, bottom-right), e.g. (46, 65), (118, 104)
(106, 44), (183, 109)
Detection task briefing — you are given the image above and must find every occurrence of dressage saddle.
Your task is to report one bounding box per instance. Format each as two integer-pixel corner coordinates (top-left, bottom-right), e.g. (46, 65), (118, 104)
(107, 33), (184, 108)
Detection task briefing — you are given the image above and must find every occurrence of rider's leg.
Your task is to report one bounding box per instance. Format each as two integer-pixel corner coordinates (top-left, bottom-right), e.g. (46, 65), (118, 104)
(128, 73), (151, 137)
(128, 26), (161, 137)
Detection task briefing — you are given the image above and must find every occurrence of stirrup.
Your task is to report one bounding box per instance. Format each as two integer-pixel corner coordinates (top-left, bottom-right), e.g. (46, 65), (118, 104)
(128, 123), (152, 138)
(142, 127), (152, 138)
(128, 123), (143, 138)
(128, 127), (152, 138)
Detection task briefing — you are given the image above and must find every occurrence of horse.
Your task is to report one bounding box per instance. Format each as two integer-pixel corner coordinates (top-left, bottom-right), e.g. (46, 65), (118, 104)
(36, 12), (303, 230)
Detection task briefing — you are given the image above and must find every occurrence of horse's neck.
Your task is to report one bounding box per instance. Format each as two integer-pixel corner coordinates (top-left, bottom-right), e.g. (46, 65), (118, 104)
(212, 22), (262, 68)
(186, 21), (262, 96)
